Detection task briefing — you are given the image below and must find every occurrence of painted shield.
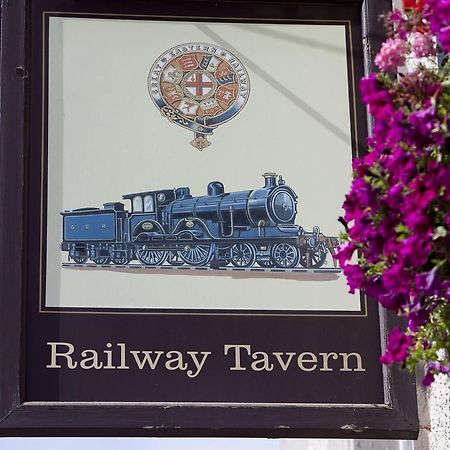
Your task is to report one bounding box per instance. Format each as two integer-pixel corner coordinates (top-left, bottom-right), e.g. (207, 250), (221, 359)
(148, 43), (250, 150)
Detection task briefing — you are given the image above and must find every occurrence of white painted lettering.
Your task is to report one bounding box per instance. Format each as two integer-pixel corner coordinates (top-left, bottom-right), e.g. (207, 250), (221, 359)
(339, 352), (366, 372)
(103, 342), (116, 369)
(47, 342), (78, 369)
(186, 351), (211, 378)
(80, 350), (103, 369)
(297, 352), (318, 371)
(251, 351), (274, 371)
(130, 351), (164, 370)
(273, 352), (296, 371)
(319, 352), (338, 371)
(117, 343), (129, 369)
(224, 344), (251, 370)
(165, 351), (188, 371)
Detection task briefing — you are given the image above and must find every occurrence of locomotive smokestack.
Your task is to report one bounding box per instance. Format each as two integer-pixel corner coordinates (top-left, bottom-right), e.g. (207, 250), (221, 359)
(207, 181), (224, 196)
(262, 172), (278, 188)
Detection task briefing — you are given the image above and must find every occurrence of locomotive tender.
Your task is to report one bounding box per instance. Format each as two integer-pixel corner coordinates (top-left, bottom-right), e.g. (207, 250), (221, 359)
(61, 173), (339, 269)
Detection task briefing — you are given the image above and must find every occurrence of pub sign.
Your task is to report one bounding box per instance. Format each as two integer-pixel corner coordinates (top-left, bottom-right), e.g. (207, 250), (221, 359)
(0, 0), (418, 438)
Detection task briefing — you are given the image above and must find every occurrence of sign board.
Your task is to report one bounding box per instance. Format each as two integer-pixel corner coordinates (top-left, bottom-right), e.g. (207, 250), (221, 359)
(0, 0), (418, 438)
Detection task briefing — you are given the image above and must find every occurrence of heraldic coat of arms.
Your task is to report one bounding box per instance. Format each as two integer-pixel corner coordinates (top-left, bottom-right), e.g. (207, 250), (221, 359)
(148, 43), (250, 150)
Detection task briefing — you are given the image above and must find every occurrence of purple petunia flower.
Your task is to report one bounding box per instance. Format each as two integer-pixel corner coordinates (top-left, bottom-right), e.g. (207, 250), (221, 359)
(339, 0), (450, 386)
(343, 264), (366, 294)
(423, 361), (450, 386)
(415, 267), (441, 296)
(380, 327), (412, 364)
(378, 292), (408, 311)
(422, 371), (435, 386)
(336, 242), (356, 268)
(382, 263), (411, 294)
(425, 0), (450, 51)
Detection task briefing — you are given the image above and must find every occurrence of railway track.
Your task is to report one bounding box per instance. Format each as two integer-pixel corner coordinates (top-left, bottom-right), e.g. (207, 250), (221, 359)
(62, 262), (342, 274)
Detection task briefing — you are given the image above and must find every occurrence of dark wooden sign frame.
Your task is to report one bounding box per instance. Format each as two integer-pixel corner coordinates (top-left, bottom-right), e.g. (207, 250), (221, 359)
(0, 0), (418, 439)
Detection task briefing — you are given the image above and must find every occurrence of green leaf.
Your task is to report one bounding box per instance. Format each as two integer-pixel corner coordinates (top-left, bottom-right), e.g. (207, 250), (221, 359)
(433, 226), (447, 240)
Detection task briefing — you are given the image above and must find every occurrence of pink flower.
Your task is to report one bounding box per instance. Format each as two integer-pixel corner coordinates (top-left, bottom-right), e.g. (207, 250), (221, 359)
(411, 32), (435, 57)
(375, 38), (407, 71)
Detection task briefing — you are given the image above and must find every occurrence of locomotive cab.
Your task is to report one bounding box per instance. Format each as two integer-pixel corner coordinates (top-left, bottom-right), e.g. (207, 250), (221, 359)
(123, 189), (177, 243)
(123, 189), (176, 214)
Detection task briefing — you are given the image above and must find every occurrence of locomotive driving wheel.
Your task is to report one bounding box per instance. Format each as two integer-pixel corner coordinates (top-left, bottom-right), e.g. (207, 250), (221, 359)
(111, 257), (130, 265)
(178, 244), (213, 266)
(270, 243), (300, 268)
(299, 247), (327, 269)
(135, 245), (167, 266)
(72, 256), (87, 264)
(257, 259), (274, 268)
(91, 257), (110, 265)
(230, 243), (257, 268)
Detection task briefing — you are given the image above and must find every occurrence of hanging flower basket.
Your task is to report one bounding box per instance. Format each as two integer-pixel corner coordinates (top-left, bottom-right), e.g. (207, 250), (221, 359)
(338, 0), (450, 385)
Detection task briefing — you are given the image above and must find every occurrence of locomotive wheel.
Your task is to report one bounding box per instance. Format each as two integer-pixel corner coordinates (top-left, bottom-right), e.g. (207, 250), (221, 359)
(270, 243), (300, 268)
(72, 256), (87, 264)
(230, 243), (257, 268)
(91, 257), (110, 265)
(135, 245), (167, 266)
(178, 244), (212, 266)
(167, 252), (184, 266)
(257, 259), (274, 268)
(218, 248), (231, 266)
(299, 248), (327, 269)
(111, 257), (130, 265)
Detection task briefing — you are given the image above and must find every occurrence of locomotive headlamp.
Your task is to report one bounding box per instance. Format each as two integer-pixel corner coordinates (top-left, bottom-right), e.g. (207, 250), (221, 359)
(185, 220), (195, 228)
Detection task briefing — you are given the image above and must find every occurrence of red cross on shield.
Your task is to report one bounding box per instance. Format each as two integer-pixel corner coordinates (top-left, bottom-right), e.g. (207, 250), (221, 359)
(184, 72), (214, 98)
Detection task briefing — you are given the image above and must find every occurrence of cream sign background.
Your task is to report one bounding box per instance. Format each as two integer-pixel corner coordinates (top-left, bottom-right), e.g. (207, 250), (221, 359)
(46, 17), (357, 311)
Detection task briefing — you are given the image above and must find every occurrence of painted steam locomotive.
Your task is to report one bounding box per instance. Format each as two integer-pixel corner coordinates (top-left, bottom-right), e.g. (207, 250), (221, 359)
(61, 173), (339, 269)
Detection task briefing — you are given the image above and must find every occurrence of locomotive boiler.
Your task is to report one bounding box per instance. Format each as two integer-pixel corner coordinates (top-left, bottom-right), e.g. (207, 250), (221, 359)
(61, 173), (339, 269)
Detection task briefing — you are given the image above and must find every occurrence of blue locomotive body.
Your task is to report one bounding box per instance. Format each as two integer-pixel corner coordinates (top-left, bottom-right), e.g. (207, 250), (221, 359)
(61, 174), (338, 268)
